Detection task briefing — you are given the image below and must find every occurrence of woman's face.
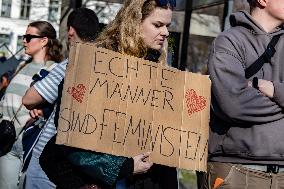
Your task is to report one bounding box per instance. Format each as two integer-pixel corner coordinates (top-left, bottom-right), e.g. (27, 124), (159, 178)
(140, 7), (172, 50)
(23, 26), (46, 56)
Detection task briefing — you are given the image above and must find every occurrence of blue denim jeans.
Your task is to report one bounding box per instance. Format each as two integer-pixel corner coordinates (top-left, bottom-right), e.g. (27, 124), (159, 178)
(0, 133), (24, 189)
(25, 155), (56, 189)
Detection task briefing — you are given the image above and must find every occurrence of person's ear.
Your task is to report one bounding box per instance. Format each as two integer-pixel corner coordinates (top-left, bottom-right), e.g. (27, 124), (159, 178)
(257, 0), (267, 7)
(70, 26), (75, 33)
(41, 37), (49, 49)
(68, 26), (81, 43)
(1, 76), (9, 87)
(68, 26), (76, 38)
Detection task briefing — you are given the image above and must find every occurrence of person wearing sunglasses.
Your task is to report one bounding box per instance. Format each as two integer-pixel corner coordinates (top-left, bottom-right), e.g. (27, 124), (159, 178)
(22, 34), (45, 43)
(40, 0), (177, 189)
(0, 21), (63, 189)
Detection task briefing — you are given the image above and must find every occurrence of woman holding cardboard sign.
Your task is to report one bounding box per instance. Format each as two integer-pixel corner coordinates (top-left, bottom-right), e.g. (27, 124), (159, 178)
(40, 0), (177, 188)
(84, 0), (177, 188)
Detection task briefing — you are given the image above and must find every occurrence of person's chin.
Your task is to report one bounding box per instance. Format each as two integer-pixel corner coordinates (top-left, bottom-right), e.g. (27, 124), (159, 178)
(151, 44), (163, 50)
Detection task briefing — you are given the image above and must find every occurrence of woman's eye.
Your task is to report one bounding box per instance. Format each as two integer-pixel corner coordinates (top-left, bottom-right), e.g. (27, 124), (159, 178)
(154, 23), (161, 28)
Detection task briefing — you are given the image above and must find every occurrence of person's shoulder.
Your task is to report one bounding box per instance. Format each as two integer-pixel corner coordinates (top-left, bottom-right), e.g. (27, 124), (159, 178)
(213, 27), (249, 52)
(216, 26), (245, 43)
(50, 59), (68, 72)
(59, 59), (68, 65)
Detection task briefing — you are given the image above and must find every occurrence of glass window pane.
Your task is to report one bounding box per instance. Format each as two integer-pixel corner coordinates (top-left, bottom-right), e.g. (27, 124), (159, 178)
(0, 34), (10, 56)
(20, 0), (31, 19)
(1, 0), (11, 17)
(17, 36), (24, 52)
(48, 0), (59, 22)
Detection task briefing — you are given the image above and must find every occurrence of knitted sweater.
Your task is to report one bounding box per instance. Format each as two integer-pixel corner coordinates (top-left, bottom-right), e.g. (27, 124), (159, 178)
(1, 60), (56, 135)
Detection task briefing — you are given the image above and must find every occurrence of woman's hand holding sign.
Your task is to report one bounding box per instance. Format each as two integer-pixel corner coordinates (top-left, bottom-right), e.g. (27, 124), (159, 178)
(133, 152), (153, 174)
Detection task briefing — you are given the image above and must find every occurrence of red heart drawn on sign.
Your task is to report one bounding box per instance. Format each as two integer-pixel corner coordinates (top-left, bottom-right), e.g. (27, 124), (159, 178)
(67, 84), (87, 103)
(185, 89), (206, 116)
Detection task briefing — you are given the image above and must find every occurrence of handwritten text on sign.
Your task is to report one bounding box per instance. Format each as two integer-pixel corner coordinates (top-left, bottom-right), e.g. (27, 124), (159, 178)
(56, 43), (211, 171)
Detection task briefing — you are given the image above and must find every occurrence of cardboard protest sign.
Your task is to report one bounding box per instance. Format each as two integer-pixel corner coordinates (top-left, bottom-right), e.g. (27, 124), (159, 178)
(56, 42), (211, 172)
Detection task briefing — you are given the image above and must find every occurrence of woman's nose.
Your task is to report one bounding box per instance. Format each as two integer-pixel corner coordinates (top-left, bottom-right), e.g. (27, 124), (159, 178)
(161, 26), (169, 37)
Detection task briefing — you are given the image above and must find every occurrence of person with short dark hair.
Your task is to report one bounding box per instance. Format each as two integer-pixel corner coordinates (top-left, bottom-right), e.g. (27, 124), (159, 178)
(67, 7), (99, 43)
(22, 8), (100, 189)
(201, 0), (284, 188)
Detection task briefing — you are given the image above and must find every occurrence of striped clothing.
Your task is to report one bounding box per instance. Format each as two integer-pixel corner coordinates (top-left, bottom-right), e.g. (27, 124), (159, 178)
(1, 61), (55, 136)
(32, 59), (68, 158)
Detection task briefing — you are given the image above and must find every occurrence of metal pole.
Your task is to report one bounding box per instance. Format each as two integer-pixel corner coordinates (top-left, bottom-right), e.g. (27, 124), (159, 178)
(69, 0), (82, 9)
(223, 0), (234, 30)
(59, 0), (70, 57)
(179, 0), (193, 71)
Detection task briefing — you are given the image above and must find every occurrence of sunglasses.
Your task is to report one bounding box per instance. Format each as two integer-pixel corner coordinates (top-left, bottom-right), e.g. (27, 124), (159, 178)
(23, 34), (44, 43)
(156, 0), (176, 7)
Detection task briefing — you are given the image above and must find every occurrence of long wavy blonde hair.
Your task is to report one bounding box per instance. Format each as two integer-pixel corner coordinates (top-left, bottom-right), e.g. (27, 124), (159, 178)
(95, 0), (173, 64)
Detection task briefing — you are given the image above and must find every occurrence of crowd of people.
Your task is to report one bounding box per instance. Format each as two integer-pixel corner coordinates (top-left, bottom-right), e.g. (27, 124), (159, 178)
(1, 0), (284, 188)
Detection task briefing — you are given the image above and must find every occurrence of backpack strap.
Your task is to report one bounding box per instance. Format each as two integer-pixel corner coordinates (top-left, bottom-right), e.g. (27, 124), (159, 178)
(12, 58), (32, 78)
(54, 79), (64, 129)
(245, 34), (282, 79)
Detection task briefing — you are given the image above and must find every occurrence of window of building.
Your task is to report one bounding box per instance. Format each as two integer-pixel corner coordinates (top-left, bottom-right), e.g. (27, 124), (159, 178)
(20, 0), (31, 19)
(1, 0), (12, 17)
(16, 36), (24, 53)
(180, 2), (225, 73)
(0, 34), (9, 46)
(0, 34), (10, 56)
(48, 0), (59, 22)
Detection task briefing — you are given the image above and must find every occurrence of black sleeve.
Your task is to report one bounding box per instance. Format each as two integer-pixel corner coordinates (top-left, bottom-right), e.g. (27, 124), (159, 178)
(39, 136), (87, 189)
(118, 157), (134, 179)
